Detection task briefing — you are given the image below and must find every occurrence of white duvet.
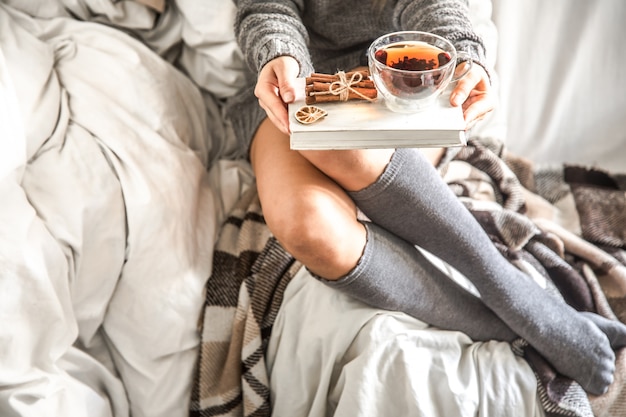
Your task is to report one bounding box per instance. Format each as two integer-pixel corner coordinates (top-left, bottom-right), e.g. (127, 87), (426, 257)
(0, 4), (251, 417)
(268, 262), (544, 417)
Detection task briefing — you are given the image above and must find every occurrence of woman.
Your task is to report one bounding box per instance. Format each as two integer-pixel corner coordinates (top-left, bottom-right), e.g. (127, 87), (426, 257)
(226, 0), (625, 395)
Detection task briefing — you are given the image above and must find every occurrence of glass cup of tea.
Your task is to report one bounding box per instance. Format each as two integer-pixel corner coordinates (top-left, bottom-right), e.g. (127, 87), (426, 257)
(368, 31), (472, 113)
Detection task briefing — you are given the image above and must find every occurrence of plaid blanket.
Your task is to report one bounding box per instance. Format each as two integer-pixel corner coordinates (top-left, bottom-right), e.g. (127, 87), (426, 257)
(445, 138), (626, 417)
(190, 137), (626, 417)
(189, 188), (302, 417)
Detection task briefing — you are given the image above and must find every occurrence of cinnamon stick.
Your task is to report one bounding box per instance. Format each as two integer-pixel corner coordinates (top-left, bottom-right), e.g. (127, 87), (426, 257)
(306, 70), (371, 84)
(305, 87), (378, 104)
(307, 80), (376, 91)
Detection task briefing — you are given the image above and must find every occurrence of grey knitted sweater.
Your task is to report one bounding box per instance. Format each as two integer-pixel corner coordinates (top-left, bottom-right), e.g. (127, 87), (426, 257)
(226, 0), (486, 154)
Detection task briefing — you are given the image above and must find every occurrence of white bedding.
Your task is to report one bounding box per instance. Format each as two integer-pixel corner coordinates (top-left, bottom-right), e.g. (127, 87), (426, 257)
(2, 0), (622, 416)
(268, 267), (543, 417)
(0, 4), (250, 416)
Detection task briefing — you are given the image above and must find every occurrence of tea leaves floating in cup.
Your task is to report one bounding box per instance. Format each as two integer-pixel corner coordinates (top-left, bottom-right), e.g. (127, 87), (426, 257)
(374, 41), (451, 71)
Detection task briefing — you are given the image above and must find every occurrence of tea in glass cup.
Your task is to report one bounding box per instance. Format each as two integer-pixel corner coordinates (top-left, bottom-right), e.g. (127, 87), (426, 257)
(368, 31), (471, 113)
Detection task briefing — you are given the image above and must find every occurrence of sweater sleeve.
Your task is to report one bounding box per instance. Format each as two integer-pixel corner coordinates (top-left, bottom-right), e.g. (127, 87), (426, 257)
(234, 0), (315, 77)
(392, 0), (487, 68)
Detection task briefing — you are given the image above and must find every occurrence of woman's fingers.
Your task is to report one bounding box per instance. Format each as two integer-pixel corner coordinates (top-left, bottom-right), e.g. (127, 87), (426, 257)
(449, 63), (494, 128)
(255, 56), (300, 134)
(463, 92), (494, 129)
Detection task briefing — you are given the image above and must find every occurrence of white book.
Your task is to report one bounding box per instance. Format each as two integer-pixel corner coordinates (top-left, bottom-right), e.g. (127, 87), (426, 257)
(288, 78), (467, 150)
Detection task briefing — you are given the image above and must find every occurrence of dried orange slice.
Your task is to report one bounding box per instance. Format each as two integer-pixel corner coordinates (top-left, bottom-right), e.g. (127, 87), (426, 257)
(295, 105), (328, 124)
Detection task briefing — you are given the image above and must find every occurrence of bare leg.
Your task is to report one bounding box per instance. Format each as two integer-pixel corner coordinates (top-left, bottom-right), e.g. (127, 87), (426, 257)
(250, 119), (515, 340)
(250, 119), (368, 279)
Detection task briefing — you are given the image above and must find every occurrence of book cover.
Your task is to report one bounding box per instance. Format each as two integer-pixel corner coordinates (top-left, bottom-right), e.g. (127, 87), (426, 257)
(288, 78), (467, 150)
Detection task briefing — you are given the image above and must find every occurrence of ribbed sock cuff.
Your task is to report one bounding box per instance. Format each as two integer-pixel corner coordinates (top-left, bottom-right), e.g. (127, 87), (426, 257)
(348, 148), (411, 203)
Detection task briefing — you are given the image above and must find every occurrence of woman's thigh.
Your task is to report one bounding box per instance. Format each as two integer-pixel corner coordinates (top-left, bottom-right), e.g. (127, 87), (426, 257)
(250, 118), (366, 279)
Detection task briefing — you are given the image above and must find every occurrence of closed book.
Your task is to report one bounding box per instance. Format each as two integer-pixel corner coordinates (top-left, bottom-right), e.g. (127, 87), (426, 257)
(289, 78), (466, 150)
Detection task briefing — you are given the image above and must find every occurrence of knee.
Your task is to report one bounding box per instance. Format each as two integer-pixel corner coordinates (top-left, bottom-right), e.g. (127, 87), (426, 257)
(263, 197), (364, 277)
(266, 200), (336, 260)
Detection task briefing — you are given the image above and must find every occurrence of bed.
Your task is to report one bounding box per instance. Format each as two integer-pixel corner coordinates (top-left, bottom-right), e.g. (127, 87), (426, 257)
(1, 1), (624, 417)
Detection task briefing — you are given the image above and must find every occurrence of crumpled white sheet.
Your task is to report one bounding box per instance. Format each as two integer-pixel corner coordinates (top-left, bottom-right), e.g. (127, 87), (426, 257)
(268, 266), (545, 417)
(0, 4), (251, 417)
(176, 0), (247, 99)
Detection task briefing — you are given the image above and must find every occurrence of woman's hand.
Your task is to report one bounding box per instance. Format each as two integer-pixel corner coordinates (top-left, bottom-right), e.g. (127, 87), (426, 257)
(449, 62), (495, 129)
(254, 56), (301, 135)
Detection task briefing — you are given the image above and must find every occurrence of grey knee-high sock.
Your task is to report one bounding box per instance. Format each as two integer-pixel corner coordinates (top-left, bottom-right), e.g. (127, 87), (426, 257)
(320, 221), (516, 342)
(348, 148), (620, 395)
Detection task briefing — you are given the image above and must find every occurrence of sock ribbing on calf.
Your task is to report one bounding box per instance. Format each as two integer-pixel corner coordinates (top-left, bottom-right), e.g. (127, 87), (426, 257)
(318, 221), (516, 342)
(347, 148), (618, 395)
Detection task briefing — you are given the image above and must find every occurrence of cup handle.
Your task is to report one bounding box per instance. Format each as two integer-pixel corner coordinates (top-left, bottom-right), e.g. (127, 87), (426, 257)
(451, 51), (473, 82)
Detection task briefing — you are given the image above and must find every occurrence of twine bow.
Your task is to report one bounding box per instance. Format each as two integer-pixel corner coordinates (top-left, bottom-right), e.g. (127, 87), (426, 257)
(328, 71), (377, 102)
